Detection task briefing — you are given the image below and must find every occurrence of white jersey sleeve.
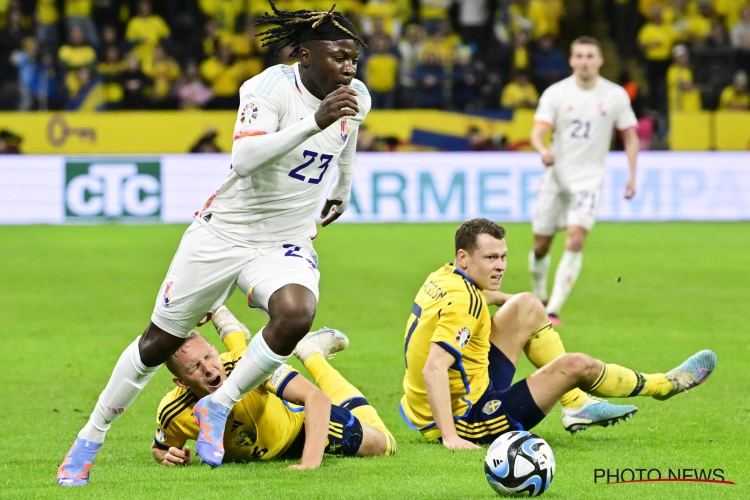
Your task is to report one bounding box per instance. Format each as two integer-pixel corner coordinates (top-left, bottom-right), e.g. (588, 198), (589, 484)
(230, 76), (321, 177)
(534, 85), (558, 125)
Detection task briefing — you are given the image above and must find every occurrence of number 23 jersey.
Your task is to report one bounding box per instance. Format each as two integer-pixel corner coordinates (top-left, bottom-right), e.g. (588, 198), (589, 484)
(534, 76), (636, 187)
(198, 62), (371, 246)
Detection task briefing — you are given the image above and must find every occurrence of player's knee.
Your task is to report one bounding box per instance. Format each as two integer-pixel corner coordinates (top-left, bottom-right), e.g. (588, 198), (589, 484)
(506, 292), (547, 329)
(557, 353), (597, 382)
(138, 322), (185, 367)
(533, 238), (552, 258)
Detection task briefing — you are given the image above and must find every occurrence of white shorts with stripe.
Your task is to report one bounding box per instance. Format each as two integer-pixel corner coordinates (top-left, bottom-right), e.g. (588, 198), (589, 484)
(151, 221), (320, 337)
(532, 171), (602, 236)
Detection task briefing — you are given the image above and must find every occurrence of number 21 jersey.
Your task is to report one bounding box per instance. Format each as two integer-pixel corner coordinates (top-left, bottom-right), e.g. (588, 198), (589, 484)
(534, 76), (636, 187)
(197, 62), (371, 246)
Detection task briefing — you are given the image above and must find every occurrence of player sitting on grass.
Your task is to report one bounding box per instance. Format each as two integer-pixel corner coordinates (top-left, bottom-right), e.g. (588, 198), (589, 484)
(152, 307), (396, 468)
(400, 218), (716, 449)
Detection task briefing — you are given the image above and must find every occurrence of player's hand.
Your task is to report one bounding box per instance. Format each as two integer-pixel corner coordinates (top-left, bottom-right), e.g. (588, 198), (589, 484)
(314, 87), (359, 130)
(161, 446), (192, 466)
(540, 149), (555, 166)
(320, 199), (344, 227)
(442, 436), (481, 451)
(288, 461), (321, 470)
(624, 178), (636, 199)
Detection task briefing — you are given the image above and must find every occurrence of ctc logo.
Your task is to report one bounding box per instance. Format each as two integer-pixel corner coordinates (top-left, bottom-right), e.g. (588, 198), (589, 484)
(66, 164), (160, 217)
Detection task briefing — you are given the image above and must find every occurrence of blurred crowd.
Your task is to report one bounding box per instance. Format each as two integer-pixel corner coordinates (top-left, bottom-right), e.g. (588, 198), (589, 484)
(0, 0), (572, 112)
(611, 0), (750, 114)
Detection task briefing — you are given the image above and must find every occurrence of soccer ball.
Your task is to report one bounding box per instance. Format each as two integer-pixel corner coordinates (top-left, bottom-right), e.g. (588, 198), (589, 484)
(484, 431), (555, 497)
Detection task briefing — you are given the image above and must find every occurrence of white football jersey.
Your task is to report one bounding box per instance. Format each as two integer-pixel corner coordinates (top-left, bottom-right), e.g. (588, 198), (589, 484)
(534, 76), (636, 187)
(196, 62), (370, 246)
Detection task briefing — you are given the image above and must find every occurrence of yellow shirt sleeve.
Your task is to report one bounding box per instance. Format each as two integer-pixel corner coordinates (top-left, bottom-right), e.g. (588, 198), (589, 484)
(262, 364), (301, 399)
(719, 87), (734, 109)
(154, 389), (198, 450)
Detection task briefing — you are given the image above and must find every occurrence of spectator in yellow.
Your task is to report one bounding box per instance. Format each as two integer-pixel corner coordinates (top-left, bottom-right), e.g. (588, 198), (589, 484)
(666, 44), (702, 111)
(719, 70), (750, 110)
(142, 43), (181, 106)
(228, 19), (265, 79)
(638, 5), (678, 112)
(59, 25), (97, 98)
(420, 0), (452, 34)
(677, 0), (713, 44)
(125, 0), (170, 62)
(98, 46), (127, 109)
(198, 0), (244, 37)
(501, 71), (539, 109)
(421, 20), (462, 70)
(35, 0), (59, 46)
(366, 35), (399, 109)
(64, 0), (98, 46)
(714, 0), (747, 33)
(512, 31), (531, 72)
(200, 42), (245, 109)
(527, 0), (565, 40)
(362, 0), (402, 43)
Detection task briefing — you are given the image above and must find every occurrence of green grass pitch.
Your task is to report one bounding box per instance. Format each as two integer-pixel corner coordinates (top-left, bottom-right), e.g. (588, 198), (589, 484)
(1, 222), (748, 499)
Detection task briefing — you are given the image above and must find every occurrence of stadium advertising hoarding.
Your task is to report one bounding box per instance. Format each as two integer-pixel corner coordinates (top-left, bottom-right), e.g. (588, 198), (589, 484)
(1, 152), (748, 224)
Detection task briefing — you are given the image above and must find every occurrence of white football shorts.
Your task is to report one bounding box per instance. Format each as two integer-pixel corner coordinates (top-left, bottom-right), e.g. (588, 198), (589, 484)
(532, 172), (602, 236)
(151, 221), (320, 337)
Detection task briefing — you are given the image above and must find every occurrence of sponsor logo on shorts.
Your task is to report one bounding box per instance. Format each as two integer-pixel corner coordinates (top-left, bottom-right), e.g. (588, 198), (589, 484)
(65, 160), (161, 219)
(240, 102), (259, 124)
(163, 281), (173, 307)
(482, 400), (502, 415)
(456, 327), (471, 348)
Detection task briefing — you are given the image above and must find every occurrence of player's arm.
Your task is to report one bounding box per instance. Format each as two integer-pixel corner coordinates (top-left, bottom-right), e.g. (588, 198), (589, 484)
(321, 126), (358, 227)
(422, 343), (480, 451)
(151, 443), (193, 466)
(231, 87), (359, 178)
(531, 121), (555, 166)
(482, 290), (514, 307)
(621, 127), (639, 199)
(278, 375), (332, 470)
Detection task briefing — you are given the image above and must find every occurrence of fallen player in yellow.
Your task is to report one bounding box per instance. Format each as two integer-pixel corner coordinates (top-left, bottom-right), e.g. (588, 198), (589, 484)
(152, 307), (396, 469)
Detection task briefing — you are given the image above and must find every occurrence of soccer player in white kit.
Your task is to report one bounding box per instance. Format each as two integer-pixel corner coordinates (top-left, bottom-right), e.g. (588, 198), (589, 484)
(57, 3), (371, 484)
(529, 36), (640, 325)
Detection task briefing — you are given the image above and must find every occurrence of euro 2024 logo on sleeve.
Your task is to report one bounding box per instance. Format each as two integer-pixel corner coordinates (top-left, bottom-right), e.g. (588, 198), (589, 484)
(65, 160), (161, 219)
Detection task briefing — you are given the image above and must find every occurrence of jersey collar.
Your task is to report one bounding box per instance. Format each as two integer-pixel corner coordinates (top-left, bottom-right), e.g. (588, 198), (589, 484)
(292, 62), (323, 109)
(448, 263), (478, 288)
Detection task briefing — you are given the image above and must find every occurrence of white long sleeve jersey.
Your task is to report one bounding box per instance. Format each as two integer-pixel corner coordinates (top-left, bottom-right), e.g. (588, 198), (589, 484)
(534, 76), (637, 188)
(196, 62), (370, 246)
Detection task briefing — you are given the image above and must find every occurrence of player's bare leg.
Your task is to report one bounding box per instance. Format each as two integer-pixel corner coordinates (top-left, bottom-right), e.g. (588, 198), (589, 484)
(529, 233), (554, 306)
(193, 284), (317, 467)
(546, 225), (588, 324)
(489, 292), (638, 434)
(57, 322), (183, 486)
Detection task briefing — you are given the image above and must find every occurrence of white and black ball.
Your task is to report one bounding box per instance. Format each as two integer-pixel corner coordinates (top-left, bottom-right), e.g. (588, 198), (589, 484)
(484, 431), (555, 497)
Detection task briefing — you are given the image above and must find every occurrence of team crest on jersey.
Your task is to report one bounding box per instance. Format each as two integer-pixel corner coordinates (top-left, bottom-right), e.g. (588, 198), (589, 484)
(237, 430), (257, 447)
(598, 102), (607, 116)
(340, 119), (350, 144)
(456, 327), (471, 348)
(240, 102), (259, 123)
(163, 281), (174, 307)
(482, 400), (502, 415)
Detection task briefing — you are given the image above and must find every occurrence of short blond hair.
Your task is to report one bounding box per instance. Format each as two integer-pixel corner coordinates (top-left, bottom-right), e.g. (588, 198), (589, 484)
(165, 330), (205, 376)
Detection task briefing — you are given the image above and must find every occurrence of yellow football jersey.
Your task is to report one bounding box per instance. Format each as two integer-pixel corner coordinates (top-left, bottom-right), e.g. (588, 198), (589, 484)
(154, 347), (304, 461)
(400, 264), (491, 440)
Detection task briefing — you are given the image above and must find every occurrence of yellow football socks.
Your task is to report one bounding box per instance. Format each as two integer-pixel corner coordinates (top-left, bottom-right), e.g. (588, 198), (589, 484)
(524, 322), (587, 408)
(221, 330), (247, 352)
(304, 353), (396, 455)
(586, 362), (673, 398)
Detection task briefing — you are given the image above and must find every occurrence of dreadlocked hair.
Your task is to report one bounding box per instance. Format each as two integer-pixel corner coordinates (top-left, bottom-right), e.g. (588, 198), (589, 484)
(255, 1), (366, 58)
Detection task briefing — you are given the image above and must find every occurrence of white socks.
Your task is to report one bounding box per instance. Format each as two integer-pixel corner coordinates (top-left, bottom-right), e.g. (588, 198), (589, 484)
(528, 251), (551, 302)
(211, 329), (289, 409)
(78, 337), (160, 443)
(546, 250), (583, 316)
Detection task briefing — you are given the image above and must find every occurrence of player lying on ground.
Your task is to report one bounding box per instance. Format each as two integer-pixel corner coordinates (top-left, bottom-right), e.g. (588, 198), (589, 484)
(58, 1), (371, 485)
(528, 36), (640, 326)
(153, 307), (396, 468)
(400, 218), (716, 449)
